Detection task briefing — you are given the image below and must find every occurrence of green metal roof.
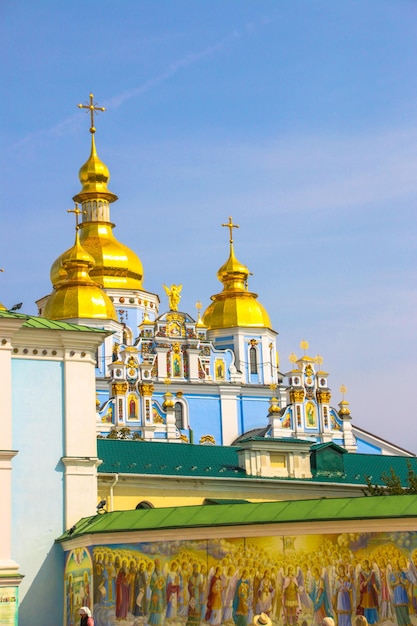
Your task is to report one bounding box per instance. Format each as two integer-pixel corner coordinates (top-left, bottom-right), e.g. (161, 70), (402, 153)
(97, 439), (245, 478)
(0, 309), (107, 333)
(97, 439), (417, 485)
(57, 494), (417, 542)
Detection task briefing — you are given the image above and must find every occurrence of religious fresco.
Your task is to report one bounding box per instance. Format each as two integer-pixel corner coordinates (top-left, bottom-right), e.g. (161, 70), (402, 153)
(63, 531), (417, 626)
(64, 546), (93, 626)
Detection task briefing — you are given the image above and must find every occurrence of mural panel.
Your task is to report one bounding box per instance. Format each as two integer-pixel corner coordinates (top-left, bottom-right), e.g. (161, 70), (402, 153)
(63, 531), (417, 626)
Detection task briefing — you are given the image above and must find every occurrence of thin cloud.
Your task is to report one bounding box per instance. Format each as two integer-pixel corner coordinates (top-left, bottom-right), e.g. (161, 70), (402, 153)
(11, 18), (270, 152)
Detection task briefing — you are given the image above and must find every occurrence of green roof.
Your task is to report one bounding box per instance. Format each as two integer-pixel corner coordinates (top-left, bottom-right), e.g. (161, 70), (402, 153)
(57, 494), (417, 541)
(97, 439), (245, 478)
(0, 310), (107, 333)
(97, 439), (417, 485)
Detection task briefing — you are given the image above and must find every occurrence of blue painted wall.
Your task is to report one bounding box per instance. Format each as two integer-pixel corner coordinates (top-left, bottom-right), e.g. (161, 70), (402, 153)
(355, 437), (381, 454)
(12, 359), (65, 626)
(240, 396), (269, 433)
(187, 394), (222, 444)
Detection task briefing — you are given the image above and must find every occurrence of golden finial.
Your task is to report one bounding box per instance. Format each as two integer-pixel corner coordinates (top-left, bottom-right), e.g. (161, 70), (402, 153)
(77, 92), (106, 134)
(67, 203), (86, 229)
(340, 384), (347, 398)
(289, 352), (297, 366)
(196, 300), (202, 314)
(315, 354), (323, 366)
(221, 216), (239, 244)
(300, 339), (309, 354)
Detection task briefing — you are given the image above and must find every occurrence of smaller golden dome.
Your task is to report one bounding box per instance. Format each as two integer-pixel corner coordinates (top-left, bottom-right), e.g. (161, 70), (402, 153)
(73, 134), (117, 203)
(0, 302), (6, 311)
(203, 239), (272, 330)
(43, 231), (117, 321)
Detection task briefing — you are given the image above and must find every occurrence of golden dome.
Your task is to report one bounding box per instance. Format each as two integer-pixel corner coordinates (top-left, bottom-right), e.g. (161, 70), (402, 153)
(43, 231), (117, 321)
(0, 302), (6, 311)
(73, 134), (117, 203)
(50, 130), (144, 290)
(203, 240), (272, 330)
(78, 222), (143, 289)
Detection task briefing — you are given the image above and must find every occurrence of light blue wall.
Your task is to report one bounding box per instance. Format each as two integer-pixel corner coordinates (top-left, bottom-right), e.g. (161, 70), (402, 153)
(12, 359), (65, 626)
(240, 396), (269, 434)
(355, 437), (382, 454)
(187, 394), (222, 444)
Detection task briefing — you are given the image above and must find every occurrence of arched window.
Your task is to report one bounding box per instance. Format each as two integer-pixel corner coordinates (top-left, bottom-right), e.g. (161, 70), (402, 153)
(135, 501), (154, 510)
(175, 402), (184, 430)
(249, 346), (258, 374)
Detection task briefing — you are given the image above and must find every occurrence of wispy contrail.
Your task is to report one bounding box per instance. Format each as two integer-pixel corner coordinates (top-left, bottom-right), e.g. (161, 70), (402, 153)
(12, 17), (272, 151)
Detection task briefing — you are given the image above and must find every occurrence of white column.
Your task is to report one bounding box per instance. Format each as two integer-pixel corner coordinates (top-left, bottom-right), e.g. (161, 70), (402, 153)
(187, 348), (201, 382)
(0, 320), (24, 576)
(61, 336), (105, 528)
(219, 386), (239, 445)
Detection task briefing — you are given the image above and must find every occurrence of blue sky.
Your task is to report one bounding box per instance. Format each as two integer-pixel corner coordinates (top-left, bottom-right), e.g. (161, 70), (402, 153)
(1, 1), (417, 451)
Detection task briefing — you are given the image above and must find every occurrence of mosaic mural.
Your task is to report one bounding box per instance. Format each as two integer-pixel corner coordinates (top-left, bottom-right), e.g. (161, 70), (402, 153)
(63, 531), (417, 626)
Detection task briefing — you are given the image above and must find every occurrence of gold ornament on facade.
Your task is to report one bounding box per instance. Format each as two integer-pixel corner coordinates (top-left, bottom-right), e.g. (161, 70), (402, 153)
(290, 389), (305, 403)
(163, 392), (175, 409)
(304, 364), (314, 377)
(317, 390), (331, 404)
(163, 284), (182, 311)
(139, 383), (154, 397)
(112, 382), (128, 395)
(200, 434), (216, 445)
(180, 434), (189, 443)
(338, 400), (351, 416)
(268, 397), (281, 414)
(300, 339), (309, 354)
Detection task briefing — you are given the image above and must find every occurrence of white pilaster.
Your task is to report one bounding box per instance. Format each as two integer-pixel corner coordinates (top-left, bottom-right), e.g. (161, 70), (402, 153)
(219, 386), (239, 445)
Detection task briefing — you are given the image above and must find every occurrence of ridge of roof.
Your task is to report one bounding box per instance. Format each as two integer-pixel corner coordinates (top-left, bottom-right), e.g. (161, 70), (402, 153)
(0, 309), (107, 333)
(57, 494), (417, 541)
(97, 439), (417, 486)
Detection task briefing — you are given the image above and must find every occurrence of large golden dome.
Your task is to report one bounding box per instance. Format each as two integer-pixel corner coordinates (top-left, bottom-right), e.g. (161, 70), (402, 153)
(203, 227), (272, 330)
(44, 231), (117, 321)
(49, 129), (144, 292)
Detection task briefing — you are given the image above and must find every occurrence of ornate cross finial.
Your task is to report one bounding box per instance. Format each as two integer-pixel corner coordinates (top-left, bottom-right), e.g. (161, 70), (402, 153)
(340, 384), (347, 399)
(221, 216), (239, 243)
(77, 92), (106, 134)
(67, 203), (86, 229)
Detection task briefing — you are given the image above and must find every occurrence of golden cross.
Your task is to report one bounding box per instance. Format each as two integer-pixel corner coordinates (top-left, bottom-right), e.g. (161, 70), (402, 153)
(77, 93), (106, 134)
(221, 216), (239, 243)
(67, 203), (86, 229)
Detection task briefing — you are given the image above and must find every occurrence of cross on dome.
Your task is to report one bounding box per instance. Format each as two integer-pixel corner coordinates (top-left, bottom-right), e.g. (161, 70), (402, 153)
(77, 92), (106, 134)
(221, 216), (239, 243)
(67, 203), (86, 229)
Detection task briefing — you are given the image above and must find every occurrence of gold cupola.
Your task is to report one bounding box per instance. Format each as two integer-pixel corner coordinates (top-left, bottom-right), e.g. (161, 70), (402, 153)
(202, 217), (272, 330)
(50, 93), (144, 291)
(43, 229), (117, 321)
